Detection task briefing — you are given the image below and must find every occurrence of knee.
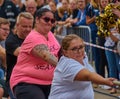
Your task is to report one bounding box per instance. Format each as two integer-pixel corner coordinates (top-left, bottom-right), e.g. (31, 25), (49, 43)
(0, 87), (4, 98)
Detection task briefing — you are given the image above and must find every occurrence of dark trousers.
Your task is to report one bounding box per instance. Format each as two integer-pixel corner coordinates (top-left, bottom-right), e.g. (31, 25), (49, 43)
(14, 83), (51, 99)
(98, 37), (109, 77)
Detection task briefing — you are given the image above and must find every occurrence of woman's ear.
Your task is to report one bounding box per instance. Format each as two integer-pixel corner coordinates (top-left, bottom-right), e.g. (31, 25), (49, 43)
(63, 49), (69, 56)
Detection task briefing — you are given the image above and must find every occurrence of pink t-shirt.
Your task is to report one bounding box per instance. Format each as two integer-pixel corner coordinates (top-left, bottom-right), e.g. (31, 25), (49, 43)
(10, 30), (60, 90)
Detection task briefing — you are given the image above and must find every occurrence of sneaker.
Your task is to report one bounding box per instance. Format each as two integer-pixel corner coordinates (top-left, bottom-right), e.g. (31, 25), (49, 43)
(103, 85), (111, 90)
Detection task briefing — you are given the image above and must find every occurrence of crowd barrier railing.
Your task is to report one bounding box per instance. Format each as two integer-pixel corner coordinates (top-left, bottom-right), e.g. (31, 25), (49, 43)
(66, 26), (92, 64)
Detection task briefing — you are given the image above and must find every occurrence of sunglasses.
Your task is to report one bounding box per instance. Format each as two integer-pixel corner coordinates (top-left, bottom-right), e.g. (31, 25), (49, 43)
(41, 17), (55, 24)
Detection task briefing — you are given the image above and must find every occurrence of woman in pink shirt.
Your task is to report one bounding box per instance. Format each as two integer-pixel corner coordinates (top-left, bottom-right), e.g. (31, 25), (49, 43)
(10, 8), (60, 99)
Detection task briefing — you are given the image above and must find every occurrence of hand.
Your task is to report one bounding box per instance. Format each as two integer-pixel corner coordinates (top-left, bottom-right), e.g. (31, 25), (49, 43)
(69, 19), (74, 24)
(112, 9), (120, 18)
(105, 78), (117, 87)
(65, 18), (71, 23)
(114, 2), (120, 6)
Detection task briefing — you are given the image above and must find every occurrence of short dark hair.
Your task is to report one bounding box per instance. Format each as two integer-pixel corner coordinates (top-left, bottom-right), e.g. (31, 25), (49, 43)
(35, 8), (54, 19)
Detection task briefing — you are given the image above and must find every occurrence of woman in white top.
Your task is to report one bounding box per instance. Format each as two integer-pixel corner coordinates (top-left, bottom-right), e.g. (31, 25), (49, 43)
(49, 34), (116, 99)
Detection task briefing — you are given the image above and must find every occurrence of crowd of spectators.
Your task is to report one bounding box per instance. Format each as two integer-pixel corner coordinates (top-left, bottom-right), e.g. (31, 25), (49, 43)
(0, 0), (120, 99)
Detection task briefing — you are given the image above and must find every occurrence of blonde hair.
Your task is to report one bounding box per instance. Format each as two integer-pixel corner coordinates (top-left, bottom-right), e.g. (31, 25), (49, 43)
(62, 34), (84, 50)
(91, 0), (99, 9)
(99, 0), (110, 10)
(16, 12), (34, 24)
(0, 17), (10, 27)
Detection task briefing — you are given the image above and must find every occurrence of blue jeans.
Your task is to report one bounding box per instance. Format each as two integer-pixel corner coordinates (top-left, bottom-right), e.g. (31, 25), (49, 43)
(115, 54), (120, 79)
(6, 83), (16, 99)
(0, 68), (4, 79)
(105, 46), (118, 78)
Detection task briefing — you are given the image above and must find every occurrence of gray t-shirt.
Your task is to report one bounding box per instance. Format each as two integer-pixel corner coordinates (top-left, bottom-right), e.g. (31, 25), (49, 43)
(49, 55), (95, 99)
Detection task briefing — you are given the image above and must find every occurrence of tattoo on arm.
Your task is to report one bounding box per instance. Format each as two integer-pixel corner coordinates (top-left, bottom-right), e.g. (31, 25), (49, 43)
(34, 44), (49, 53)
(47, 53), (58, 66)
(32, 44), (58, 66)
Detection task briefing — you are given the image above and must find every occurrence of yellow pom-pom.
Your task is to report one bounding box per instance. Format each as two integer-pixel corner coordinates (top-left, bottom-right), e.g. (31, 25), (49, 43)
(96, 3), (120, 37)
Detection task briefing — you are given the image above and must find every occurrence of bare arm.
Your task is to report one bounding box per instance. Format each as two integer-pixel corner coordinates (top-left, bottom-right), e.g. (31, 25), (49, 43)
(13, 47), (21, 56)
(0, 45), (5, 58)
(0, 45), (6, 68)
(69, 18), (78, 24)
(86, 16), (96, 25)
(31, 44), (58, 66)
(109, 32), (119, 43)
(112, 9), (120, 18)
(74, 69), (115, 86)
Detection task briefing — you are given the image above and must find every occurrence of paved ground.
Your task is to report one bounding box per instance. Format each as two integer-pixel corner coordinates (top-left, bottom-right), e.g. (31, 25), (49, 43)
(94, 86), (120, 99)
